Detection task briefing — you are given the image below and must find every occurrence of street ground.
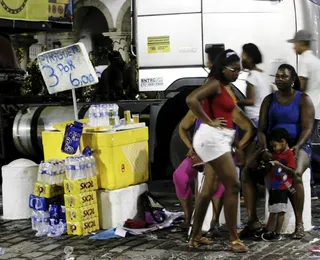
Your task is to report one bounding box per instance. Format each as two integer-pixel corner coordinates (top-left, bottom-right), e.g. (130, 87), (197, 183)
(0, 181), (320, 260)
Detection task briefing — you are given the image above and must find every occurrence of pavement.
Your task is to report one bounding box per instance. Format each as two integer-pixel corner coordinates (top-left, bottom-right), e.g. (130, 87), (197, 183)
(0, 181), (320, 260)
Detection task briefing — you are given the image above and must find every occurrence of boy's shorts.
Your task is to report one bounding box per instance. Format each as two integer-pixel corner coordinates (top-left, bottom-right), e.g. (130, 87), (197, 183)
(268, 189), (290, 213)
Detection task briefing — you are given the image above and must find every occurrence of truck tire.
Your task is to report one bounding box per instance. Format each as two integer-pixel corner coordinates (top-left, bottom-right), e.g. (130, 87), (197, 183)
(151, 90), (192, 180)
(169, 120), (190, 170)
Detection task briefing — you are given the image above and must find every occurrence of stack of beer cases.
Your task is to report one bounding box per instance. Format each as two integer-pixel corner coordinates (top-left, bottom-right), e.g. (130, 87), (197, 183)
(64, 176), (99, 235)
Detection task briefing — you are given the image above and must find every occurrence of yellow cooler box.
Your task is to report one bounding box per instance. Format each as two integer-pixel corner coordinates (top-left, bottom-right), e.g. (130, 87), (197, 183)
(42, 127), (149, 190)
(82, 127), (149, 190)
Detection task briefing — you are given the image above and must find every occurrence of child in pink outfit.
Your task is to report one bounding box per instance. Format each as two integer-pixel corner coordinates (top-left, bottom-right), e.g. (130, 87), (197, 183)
(173, 116), (225, 237)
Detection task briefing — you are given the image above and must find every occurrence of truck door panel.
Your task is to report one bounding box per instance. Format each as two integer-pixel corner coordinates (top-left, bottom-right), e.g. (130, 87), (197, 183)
(137, 13), (203, 68)
(202, 0), (297, 77)
(137, 0), (201, 16)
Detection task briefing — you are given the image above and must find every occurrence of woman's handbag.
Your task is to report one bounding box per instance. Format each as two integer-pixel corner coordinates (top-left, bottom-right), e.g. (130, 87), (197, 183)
(140, 191), (166, 225)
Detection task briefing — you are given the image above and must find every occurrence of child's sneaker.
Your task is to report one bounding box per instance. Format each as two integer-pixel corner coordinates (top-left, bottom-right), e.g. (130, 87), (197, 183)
(262, 231), (282, 241)
(254, 227), (268, 238)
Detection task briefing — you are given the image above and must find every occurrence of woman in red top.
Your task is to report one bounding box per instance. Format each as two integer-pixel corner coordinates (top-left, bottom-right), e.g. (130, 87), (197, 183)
(186, 50), (255, 252)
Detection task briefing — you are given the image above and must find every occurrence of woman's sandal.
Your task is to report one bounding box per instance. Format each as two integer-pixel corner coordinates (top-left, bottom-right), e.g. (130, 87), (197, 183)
(228, 239), (249, 253)
(291, 223), (305, 240)
(189, 237), (213, 248)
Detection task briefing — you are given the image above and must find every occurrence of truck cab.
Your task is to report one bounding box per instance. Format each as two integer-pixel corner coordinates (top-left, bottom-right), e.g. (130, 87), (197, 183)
(133, 0), (320, 179)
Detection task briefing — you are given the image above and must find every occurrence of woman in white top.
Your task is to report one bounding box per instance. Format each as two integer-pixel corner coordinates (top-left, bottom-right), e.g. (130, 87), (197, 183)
(238, 43), (273, 127)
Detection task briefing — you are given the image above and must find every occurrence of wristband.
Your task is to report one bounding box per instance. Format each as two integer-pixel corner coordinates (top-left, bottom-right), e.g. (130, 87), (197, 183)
(261, 149), (269, 155)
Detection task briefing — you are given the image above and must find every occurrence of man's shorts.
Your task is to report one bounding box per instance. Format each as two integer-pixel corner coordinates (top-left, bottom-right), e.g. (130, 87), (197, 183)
(268, 189), (290, 213)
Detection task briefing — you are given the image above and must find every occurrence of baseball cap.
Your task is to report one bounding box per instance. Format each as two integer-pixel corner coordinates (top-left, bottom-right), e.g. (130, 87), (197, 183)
(287, 30), (314, 43)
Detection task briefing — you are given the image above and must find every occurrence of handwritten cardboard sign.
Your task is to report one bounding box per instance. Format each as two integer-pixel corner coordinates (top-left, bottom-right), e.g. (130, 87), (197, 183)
(37, 43), (98, 94)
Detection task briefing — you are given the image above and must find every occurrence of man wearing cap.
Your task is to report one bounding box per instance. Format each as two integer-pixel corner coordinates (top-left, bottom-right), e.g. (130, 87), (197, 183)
(288, 30), (320, 111)
(288, 30), (320, 197)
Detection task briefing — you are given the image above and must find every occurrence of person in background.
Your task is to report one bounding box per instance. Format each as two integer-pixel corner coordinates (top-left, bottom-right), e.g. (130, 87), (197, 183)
(100, 51), (126, 101)
(123, 53), (139, 100)
(238, 43), (273, 127)
(255, 128), (296, 241)
(172, 47), (227, 237)
(288, 29), (320, 200)
(241, 64), (314, 240)
(173, 110), (225, 238)
(187, 49), (256, 252)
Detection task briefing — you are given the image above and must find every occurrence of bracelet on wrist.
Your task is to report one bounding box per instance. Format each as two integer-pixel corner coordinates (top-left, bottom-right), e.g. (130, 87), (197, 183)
(261, 148), (269, 155)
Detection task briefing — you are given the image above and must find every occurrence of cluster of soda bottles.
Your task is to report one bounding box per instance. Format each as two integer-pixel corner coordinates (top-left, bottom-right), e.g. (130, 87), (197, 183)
(31, 204), (66, 237)
(88, 104), (120, 127)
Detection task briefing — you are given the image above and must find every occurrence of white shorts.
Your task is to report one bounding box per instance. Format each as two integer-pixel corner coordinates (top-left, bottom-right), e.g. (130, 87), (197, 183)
(193, 124), (235, 162)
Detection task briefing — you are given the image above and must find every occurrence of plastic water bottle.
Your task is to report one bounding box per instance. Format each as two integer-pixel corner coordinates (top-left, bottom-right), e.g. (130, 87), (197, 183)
(35, 211), (49, 236)
(47, 219), (64, 237)
(90, 154), (97, 177)
(102, 104), (109, 126)
(84, 155), (92, 177)
(65, 157), (75, 180)
(37, 161), (45, 183)
(68, 157), (80, 180)
(58, 160), (64, 184)
(93, 105), (100, 127)
(89, 105), (94, 127)
(31, 210), (38, 231)
(78, 156), (86, 179)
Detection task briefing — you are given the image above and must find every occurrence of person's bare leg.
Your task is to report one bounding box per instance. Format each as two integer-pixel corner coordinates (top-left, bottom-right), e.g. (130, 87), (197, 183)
(275, 213), (285, 234)
(178, 198), (193, 228)
(209, 173), (221, 227)
(266, 213), (277, 232)
(241, 148), (262, 229)
(208, 153), (241, 242)
(211, 197), (223, 227)
(290, 150), (310, 239)
(241, 167), (259, 225)
(189, 164), (219, 241)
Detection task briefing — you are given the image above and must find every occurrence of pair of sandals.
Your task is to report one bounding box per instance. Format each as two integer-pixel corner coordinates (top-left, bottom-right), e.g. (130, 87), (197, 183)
(189, 225), (248, 253)
(189, 236), (249, 253)
(240, 221), (305, 240)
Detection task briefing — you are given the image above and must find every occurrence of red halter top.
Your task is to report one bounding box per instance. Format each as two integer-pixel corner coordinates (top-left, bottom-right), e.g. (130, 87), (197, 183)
(202, 79), (236, 129)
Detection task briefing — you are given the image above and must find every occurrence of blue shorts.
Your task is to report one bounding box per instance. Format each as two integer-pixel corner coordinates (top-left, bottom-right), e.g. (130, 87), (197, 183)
(301, 143), (312, 159)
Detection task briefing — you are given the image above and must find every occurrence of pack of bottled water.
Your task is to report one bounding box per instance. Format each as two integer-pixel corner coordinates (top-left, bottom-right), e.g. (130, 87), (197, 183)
(31, 210), (50, 236)
(31, 205), (66, 237)
(88, 104), (120, 127)
(37, 159), (65, 185)
(65, 154), (97, 181)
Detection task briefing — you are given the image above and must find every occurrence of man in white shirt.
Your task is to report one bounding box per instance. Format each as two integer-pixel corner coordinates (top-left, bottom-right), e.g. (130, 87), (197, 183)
(288, 30), (320, 118)
(288, 30), (320, 199)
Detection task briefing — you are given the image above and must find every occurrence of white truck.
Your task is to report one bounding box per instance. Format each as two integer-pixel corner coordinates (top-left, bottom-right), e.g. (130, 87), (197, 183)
(132, 0), (320, 179)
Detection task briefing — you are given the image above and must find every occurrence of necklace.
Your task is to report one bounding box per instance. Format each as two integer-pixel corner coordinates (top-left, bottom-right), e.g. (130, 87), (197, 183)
(1, 0), (28, 15)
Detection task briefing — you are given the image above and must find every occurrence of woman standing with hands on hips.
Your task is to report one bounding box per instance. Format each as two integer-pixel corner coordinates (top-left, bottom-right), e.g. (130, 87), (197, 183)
(186, 50), (255, 252)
